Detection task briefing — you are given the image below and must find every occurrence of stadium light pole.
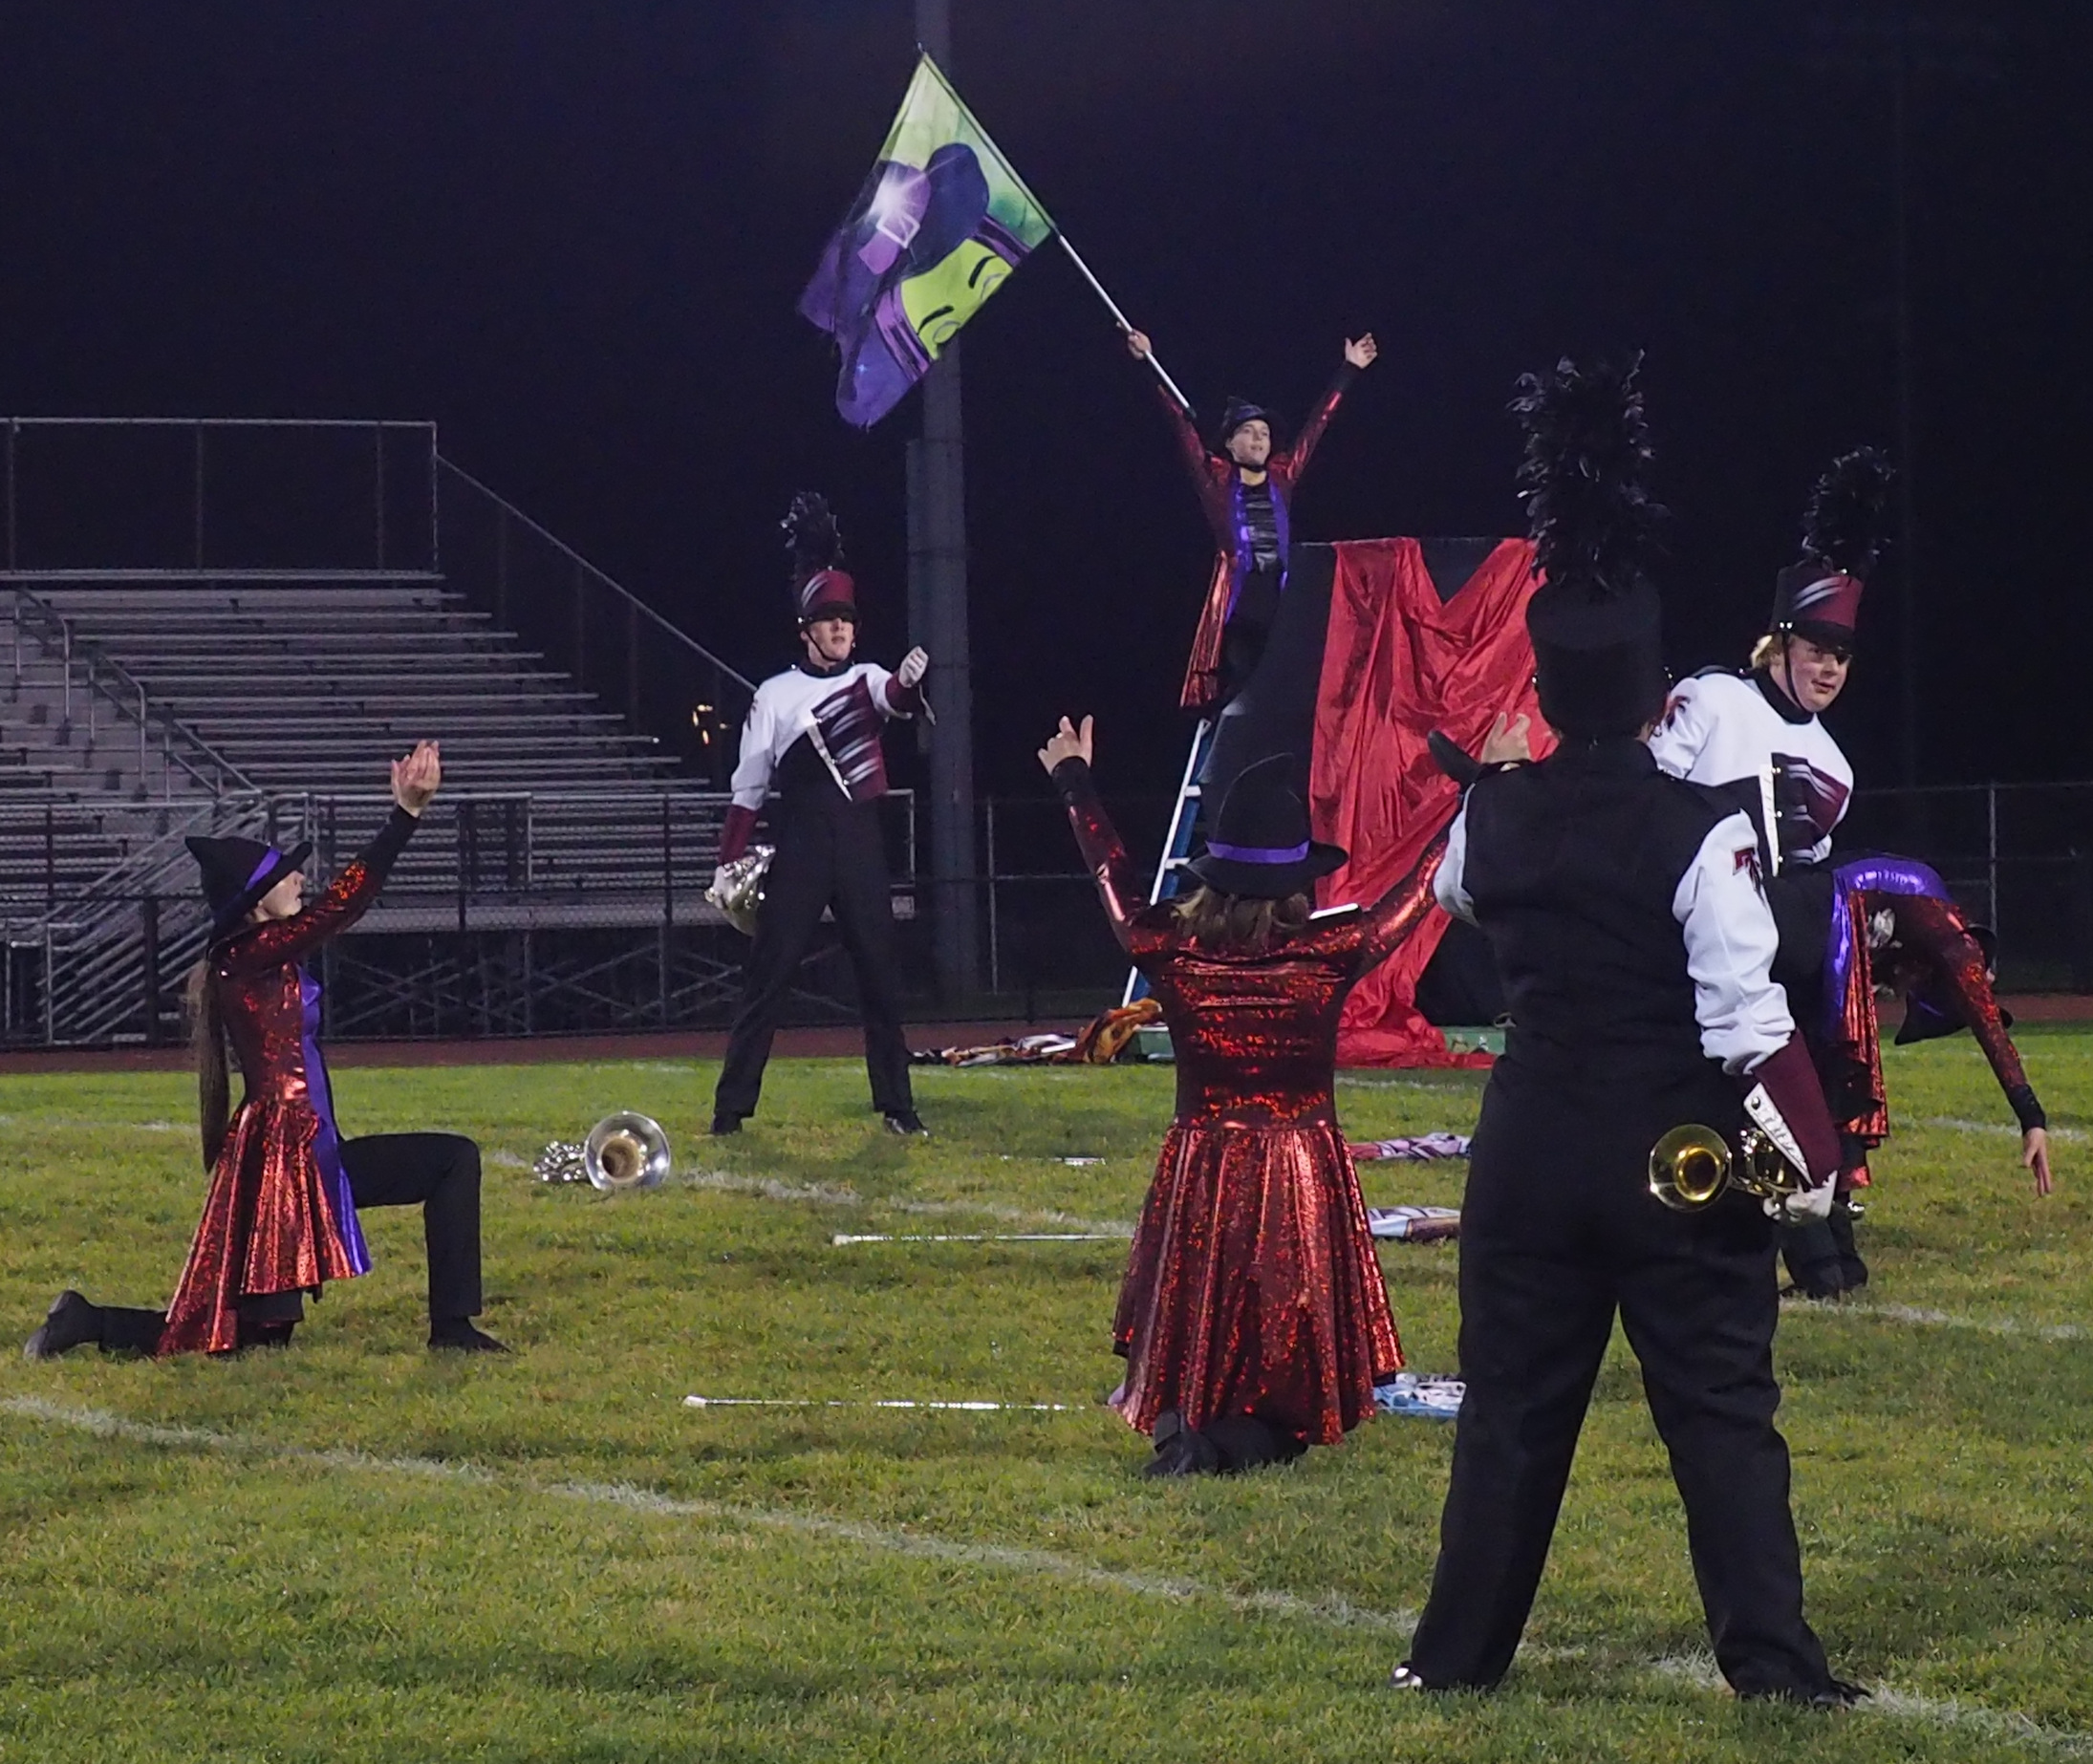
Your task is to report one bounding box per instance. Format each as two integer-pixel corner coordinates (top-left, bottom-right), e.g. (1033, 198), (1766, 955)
(907, 0), (982, 1002)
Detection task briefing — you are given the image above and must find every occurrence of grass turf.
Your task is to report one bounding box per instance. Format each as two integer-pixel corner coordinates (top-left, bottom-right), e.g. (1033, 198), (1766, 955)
(2, 1031), (2090, 1760)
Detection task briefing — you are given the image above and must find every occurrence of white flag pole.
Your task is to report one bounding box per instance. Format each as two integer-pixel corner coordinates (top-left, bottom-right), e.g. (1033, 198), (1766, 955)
(1058, 235), (1194, 415)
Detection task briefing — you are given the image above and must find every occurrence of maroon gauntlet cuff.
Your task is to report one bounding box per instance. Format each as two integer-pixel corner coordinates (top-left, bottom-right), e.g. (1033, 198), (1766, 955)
(718, 805), (760, 868)
(1740, 1035), (1842, 1187)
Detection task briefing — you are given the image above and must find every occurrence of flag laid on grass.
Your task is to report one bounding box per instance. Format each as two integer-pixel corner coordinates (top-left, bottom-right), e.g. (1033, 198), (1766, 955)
(799, 54), (1054, 427)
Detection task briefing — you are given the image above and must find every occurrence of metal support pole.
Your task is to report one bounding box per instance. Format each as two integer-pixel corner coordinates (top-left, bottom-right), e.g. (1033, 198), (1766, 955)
(984, 796), (1000, 995)
(140, 893), (162, 1046)
(1890, 16), (1921, 788)
(1987, 781), (1999, 936)
(909, 0), (980, 1003)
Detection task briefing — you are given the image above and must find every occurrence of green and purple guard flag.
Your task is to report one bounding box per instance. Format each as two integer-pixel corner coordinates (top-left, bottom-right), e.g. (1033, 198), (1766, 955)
(799, 54), (1054, 428)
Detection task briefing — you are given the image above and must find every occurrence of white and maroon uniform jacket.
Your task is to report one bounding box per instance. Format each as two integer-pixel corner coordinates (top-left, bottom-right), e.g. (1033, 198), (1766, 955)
(719, 660), (921, 864)
(1648, 670), (1852, 866)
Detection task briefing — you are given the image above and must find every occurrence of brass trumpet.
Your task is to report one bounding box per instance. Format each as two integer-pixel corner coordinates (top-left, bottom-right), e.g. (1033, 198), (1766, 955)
(1647, 1123), (1803, 1214)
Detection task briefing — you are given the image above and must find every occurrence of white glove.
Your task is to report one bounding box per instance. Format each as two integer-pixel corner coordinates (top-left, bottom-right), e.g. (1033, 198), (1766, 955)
(1768, 1180), (1836, 1222)
(896, 647), (929, 689)
(709, 865), (732, 899)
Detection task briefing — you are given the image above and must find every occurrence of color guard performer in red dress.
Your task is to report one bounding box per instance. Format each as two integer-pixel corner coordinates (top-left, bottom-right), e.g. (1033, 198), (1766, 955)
(1042, 719), (1440, 1474)
(25, 742), (505, 1359)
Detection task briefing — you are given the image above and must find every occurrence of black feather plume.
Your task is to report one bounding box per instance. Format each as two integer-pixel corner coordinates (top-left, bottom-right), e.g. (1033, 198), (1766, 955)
(1511, 355), (1664, 601)
(1801, 447), (1895, 581)
(781, 491), (845, 589)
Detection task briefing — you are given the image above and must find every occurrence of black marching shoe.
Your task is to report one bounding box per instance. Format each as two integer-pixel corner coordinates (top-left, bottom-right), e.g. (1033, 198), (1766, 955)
(429, 1321), (511, 1354)
(1740, 1676), (1867, 1709)
(883, 1110), (930, 1137)
(1387, 1663), (1434, 1692)
(23, 1290), (101, 1361)
(709, 1113), (744, 1136)
(1141, 1409), (1221, 1478)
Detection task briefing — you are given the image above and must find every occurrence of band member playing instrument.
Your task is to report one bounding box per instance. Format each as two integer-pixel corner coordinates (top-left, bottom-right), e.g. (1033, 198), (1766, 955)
(1126, 326), (1375, 711)
(1649, 450), (2052, 1297)
(26, 742), (506, 1359)
(1044, 721), (1437, 1475)
(710, 493), (929, 1137)
(1393, 359), (1858, 1704)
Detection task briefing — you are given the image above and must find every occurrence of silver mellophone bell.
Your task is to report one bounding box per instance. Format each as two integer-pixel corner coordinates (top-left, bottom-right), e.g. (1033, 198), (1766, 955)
(706, 845), (775, 936)
(535, 1112), (673, 1192)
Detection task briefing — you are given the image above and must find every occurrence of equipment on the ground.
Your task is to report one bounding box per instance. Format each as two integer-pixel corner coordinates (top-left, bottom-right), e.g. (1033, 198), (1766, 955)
(535, 1112), (672, 1192)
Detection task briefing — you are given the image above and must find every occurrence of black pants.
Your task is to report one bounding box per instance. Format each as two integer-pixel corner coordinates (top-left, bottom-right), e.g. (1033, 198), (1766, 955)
(714, 803), (914, 1122)
(1408, 1059), (1832, 1697)
(1763, 865), (1870, 1294)
(95, 1131), (485, 1351)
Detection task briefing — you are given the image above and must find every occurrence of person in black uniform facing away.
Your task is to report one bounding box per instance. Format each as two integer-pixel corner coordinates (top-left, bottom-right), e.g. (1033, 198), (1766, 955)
(1392, 359), (1860, 1705)
(710, 494), (929, 1136)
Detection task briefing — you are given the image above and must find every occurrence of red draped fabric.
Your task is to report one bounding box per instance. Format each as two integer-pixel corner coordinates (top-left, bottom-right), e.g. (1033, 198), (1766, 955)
(1309, 537), (1550, 1066)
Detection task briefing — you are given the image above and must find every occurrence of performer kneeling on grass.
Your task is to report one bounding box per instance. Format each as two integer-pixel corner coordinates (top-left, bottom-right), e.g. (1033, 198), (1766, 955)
(710, 493), (929, 1138)
(25, 741), (507, 1360)
(1042, 716), (1439, 1476)
(1392, 358), (1857, 1705)
(1649, 448), (2053, 1300)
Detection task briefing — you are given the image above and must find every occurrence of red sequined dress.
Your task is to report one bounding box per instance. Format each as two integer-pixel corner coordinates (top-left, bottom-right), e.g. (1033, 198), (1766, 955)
(158, 809), (418, 1356)
(1055, 758), (1445, 1446)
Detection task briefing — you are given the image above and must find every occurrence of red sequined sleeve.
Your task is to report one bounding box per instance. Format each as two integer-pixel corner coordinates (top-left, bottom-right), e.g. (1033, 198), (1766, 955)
(1051, 758), (1147, 954)
(1279, 363), (1357, 483)
(215, 808), (420, 977)
(1895, 893), (2046, 1131)
(1350, 826), (1451, 974)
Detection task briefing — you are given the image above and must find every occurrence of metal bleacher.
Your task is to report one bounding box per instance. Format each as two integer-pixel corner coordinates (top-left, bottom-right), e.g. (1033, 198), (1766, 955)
(0, 417), (848, 1046)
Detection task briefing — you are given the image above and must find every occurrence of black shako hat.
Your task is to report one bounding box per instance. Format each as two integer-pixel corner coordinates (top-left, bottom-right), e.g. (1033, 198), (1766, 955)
(1185, 753), (1347, 899)
(782, 490), (859, 626)
(1514, 355), (1670, 742)
(1215, 397), (1277, 454)
(186, 833), (313, 937)
(1770, 447), (1893, 650)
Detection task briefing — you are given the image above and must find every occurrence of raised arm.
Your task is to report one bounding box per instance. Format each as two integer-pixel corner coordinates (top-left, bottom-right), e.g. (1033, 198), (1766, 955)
(1039, 717), (1145, 953)
(216, 742), (437, 976)
(1281, 335), (1372, 480)
(1354, 825), (1454, 972)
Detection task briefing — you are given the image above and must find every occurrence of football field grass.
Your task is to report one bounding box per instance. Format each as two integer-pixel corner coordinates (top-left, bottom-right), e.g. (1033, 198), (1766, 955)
(3, 1032), (2089, 1761)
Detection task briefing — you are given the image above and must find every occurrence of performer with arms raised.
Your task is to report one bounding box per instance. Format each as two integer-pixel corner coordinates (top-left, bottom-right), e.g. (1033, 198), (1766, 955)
(1043, 718), (1439, 1475)
(710, 494), (929, 1137)
(1126, 326), (1375, 711)
(1393, 359), (1858, 1705)
(1649, 451), (2052, 1298)
(27, 742), (505, 1359)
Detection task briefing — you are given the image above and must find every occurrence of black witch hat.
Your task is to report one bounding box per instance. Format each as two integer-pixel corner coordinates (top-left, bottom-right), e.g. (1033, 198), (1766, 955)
(1514, 355), (1669, 741)
(782, 491), (857, 625)
(1215, 397), (1277, 454)
(1186, 753), (1347, 899)
(1770, 447), (1894, 649)
(186, 833), (313, 937)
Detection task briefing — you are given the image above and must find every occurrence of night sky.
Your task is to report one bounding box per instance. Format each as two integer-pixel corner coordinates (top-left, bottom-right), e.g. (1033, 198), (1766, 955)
(5, 2), (2087, 800)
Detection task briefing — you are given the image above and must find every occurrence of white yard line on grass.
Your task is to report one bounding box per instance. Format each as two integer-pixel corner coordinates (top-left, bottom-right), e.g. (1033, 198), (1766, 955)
(1650, 1651), (2093, 1756)
(678, 1167), (1133, 1236)
(0, 1396), (1397, 1634)
(9, 1396), (2086, 1747)
(1919, 1116), (2088, 1145)
(1780, 1298), (2088, 1342)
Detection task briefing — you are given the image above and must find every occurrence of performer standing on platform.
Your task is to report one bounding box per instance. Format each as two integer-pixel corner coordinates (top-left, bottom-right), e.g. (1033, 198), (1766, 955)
(711, 494), (929, 1137)
(1393, 359), (1858, 1704)
(1043, 720), (1437, 1475)
(25, 742), (507, 1360)
(1125, 326), (1375, 711)
(1649, 450), (2052, 1298)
